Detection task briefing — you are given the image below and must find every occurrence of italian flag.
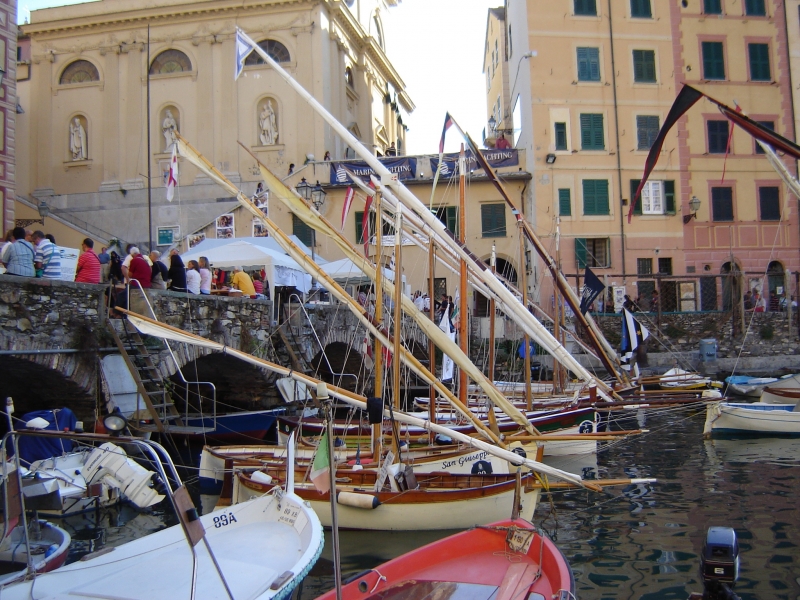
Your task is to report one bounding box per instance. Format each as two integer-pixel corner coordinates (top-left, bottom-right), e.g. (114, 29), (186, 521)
(310, 430), (331, 494)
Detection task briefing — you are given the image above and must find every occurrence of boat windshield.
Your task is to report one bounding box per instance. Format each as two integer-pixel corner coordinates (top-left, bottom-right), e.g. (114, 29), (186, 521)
(365, 580), (499, 600)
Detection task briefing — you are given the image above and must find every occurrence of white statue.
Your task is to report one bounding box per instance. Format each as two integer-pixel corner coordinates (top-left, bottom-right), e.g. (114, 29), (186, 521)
(259, 100), (278, 145)
(69, 117), (87, 161)
(162, 109), (178, 151)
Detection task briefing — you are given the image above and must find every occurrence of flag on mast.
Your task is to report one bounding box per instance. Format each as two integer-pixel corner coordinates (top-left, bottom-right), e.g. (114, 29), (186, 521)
(362, 194), (373, 256)
(235, 28), (257, 80)
(310, 429), (331, 494)
(165, 145), (178, 202)
(620, 308), (649, 364)
(439, 112), (454, 154)
(341, 187), (355, 230)
(580, 267), (605, 314)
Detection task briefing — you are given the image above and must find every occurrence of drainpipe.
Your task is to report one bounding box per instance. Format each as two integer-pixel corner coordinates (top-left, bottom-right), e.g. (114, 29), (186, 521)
(607, 0), (627, 282)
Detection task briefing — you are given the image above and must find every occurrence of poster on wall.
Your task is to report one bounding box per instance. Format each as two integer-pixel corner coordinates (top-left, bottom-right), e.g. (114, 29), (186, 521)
(216, 214), (234, 239)
(613, 286), (626, 313)
(188, 233), (206, 248)
(253, 219), (269, 237)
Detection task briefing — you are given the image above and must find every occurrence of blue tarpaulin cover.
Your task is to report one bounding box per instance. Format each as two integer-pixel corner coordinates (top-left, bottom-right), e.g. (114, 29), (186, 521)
(14, 409), (77, 465)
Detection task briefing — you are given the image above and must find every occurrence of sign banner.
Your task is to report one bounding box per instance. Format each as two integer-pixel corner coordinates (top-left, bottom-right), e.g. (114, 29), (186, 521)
(331, 157), (417, 184)
(429, 149), (519, 178)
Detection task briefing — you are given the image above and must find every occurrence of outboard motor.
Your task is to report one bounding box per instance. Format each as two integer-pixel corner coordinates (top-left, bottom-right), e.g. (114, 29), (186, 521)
(700, 527), (740, 600)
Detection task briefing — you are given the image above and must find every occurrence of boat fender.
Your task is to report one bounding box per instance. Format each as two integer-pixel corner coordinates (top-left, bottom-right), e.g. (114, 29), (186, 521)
(45, 544), (59, 559)
(352, 464), (364, 472)
(251, 471), (273, 485)
(337, 491), (380, 509)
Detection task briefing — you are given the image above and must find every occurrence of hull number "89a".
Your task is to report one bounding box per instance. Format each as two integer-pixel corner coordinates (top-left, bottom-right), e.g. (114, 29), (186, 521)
(213, 513), (238, 528)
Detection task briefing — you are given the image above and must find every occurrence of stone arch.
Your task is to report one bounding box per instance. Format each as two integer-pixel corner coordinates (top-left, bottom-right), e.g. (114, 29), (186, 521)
(767, 260), (785, 295)
(150, 48), (193, 74)
(475, 255), (518, 317)
(255, 96), (280, 146)
(59, 59), (101, 85)
(720, 261), (742, 310)
(244, 39), (291, 66)
(372, 12), (385, 50)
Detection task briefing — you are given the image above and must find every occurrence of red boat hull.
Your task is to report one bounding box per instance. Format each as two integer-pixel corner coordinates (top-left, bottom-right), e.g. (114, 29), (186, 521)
(315, 518), (575, 599)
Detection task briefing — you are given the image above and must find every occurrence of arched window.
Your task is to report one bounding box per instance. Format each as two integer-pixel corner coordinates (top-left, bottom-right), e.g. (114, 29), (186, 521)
(150, 49), (192, 74)
(345, 66), (354, 88)
(59, 60), (100, 85)
(244, 39), (291, 66)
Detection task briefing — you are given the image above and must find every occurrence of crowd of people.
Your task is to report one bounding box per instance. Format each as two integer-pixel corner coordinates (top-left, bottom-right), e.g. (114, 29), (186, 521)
(1, 227), (67, 280)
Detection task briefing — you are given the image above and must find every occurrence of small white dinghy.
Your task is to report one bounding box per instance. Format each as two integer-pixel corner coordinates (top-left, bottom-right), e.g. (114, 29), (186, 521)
(1, 433), (323, 600)
(704, 401), (800, 437)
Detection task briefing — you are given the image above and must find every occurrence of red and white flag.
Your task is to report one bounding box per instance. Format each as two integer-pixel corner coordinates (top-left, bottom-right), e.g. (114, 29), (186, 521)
(341, 187), (355, 230)
(165, 146), (178, 202)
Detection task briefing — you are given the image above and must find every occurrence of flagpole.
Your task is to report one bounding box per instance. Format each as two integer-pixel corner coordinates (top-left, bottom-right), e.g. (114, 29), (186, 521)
(146, 23), (153, 250)
(318, 382), (342, 600)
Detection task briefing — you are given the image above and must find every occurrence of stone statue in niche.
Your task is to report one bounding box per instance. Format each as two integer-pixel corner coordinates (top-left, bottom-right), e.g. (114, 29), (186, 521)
(162, 109), (178, 151)
(259, 100), (278, 145)
(69, 117), (87, 161)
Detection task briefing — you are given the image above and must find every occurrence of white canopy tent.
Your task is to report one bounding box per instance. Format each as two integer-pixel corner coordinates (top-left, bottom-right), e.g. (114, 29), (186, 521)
(181, 238), (312, 301)
(321, 257), (409, 296)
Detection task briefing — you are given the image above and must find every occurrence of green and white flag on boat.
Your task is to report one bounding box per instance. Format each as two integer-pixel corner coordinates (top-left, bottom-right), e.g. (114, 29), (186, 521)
(310, 430), (331, 494)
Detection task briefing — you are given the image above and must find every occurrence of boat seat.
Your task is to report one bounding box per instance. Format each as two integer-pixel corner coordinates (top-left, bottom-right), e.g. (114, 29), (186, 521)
(496, 562), (540, 600)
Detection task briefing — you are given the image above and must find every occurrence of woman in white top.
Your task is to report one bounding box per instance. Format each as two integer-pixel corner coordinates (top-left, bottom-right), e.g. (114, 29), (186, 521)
(198, 256), (212, 294)
(185, 260), (201, 294)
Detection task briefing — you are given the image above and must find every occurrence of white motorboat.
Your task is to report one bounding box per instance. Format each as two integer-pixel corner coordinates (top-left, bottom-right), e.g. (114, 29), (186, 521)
(725, 376), (780, 398)
(704, 401), (800, 437)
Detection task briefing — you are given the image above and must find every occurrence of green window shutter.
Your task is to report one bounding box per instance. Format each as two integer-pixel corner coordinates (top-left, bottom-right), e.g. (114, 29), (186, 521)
(580, 114), (604, 150)
(558, 189), (572, 216)
(355, 211), (364, 244)
(704, 0), (722, 13)
(630, 179), (643, 215)
(446, 206), (459, 238)
(633, 50), (656, 82)
(631, 0), (652, 17)
(596, 180), (609, 214)
(745, 0), (766, 15)
(292, 214), (315, 247)
(748, 43), (770, 81)
(702, 41), (725, 80)
(583, 180), (609, 215)
(574, 0), (597, 16)
(636, 115), (659, 150)
(481, 204), (506, 237)
(664, 180), (676, 214)
(577, 47), (600, 81)
(575, 238), (588, 269)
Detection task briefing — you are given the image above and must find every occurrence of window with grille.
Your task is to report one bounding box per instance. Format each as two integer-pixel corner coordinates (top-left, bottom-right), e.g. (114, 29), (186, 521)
(555, 123), (568, 150)
(658, 257), (673, 275)
(633, 50), (656, 82)
(637, 258), (653, 275)
(150, 50), (192, 74)
(759, 187), (780, 220)
(631, 0), (652, 17)
(745, 0), (766, 15)
(582, 180), (610, 215)
(707, 120), (729, 153)
(636, 115), (659, 150)
(704, 0), (722, 14)
(481, 204), (506, 237)
(577, 48), (601, 81)
(575, 238), (610, 268)
(711, 187), (734, 221)
(574, 0), (597, 16)
(245, 39), (291, 66)
(59, 60), (100, 84)
(559, 189), (572, 216)
(702, 41), (725, 80)
(292, 214), (315, 247)
(748, 43), (771, 81)
(580, 114), (605, 150)
(432, 206), (459, 237)
(755, 121), (774, 154)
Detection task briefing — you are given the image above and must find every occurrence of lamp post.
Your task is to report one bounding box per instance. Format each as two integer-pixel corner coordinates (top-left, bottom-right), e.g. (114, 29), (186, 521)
(684, 195), (701, 224)
(295, 177), (311, 202)
(310, 180), (327, 211)
(37, 200), (51, 224)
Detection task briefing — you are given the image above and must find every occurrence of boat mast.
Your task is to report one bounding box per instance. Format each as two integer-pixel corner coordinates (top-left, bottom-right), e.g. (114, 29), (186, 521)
(391, 205), (403, 461)
(373, 188), (384, 457)
(487, 242), (500, 435)
(457, 146), (468, 406)
(146, 24), (153, 250)
(427, 237), (436, 444)
(518, 221), (532, 410)
(553, 217), (564, 394)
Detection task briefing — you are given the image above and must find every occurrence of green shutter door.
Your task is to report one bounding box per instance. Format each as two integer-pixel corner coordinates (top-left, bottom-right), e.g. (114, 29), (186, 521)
(664, 180), (675, 214)
(630, 179), (642, 215)
(575, 238), (588, 269)
(558, 189), (571, 216)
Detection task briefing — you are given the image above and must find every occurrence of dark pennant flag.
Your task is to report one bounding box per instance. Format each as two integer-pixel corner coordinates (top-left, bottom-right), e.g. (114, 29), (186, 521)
(580, 267), (605, 314)
(620, 308), (650, 364)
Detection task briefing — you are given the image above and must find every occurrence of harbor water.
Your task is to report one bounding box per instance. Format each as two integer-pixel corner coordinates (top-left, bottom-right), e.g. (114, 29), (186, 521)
(56, 407), (800, 599)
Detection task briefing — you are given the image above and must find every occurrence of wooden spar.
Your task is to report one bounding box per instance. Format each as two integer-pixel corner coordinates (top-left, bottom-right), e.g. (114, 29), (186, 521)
(457, 146), (468, 406)
(525, 477), (656, 491)
(391, 205), (403, 462)
(428, 238), (436, 444)
(232, 141), (538, 436)
(486, 244), (499, 436)
(121, 308), (593, 489)
(553, 218), (565, 394)
(519, 221), (532, 411)
(237, 32), (613, 393)
(373, 189), (384, 457)
(461, 131), (624, 384)
(179, 135), (509, 445)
